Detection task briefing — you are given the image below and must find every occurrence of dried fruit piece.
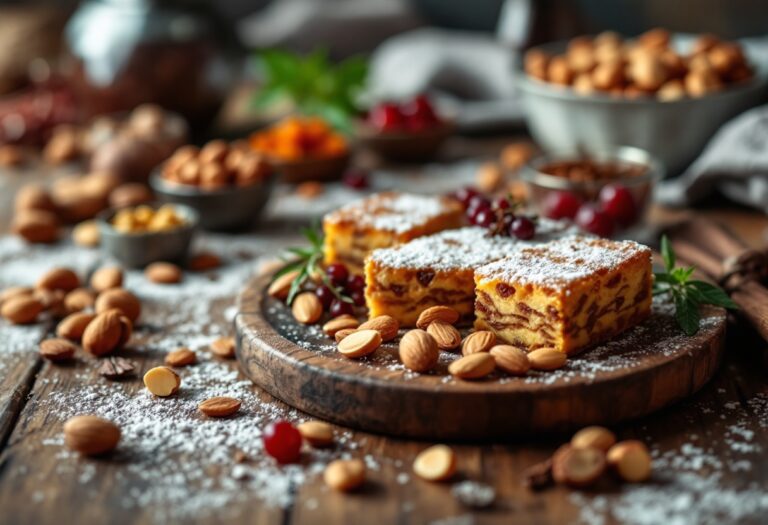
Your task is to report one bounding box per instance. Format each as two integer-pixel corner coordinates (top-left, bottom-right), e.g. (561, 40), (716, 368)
(56, 312), (96, 341)
(358, 315), (399, 342)
(399, 329), (439, 373)
(416, 306), (460, 329)
(63, 415), (121, 456)
(90, 267), (123, 292)
(267, 270), (299, 300)
(607, 440), (652, 482)
(448, 353), (495, 380)
(145, 262), (183, 284)
(95, 288), (141, 322)
(426, 321), (462, 351)
(165, 347), (197, 367)
(1, 295), (43, 324)
(553, 446), (606, 488)
(324, 459), (366, 491)
(297, 420), (334, 448)
(528, 347), (567, 371)
(82, 310), (132, 356)
(39, 338), (76, 362)
(413, 445), (457, 482)
(571, 426), (616, 452)
(98, 357), (137, 379)
(322, 315), (359, 336)
(143, 366), (181, 396)
(334, 328), (356, 343)
(263, 420), (302, 463)
(210, 337), (235, 358)
(489, 345), (530, 376)
(199, 397), (241, 417)
(461, 331), (496, 355)
(291, 292), (323, 324)
(337, 329), (381, 359)
(37, 267), (80, 292)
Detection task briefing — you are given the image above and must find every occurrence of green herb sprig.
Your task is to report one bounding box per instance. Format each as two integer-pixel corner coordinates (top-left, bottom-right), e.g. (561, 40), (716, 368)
(273, 224), (352, 305)
(653, 235), (737, 335)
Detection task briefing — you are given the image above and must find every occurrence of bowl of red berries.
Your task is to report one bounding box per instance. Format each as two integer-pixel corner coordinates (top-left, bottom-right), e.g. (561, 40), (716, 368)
(519, 146), (662, 238)
(358, 94), (454, 162)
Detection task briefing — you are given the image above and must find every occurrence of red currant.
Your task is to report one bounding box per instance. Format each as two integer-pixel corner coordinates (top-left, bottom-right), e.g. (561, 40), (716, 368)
(368, 103), (403, 132)
(346, 275), (365, 294)
(263, 421), (302, 464)
(343, 169), (369, 190)
(474, 209), (495, 227)
(402, 94), (437, 124)
(598, 184), (637, 227)
(542, 191), (582, 220)
(315, 285), (334, 309)
(350, 290), (366, 306)
(575, 203), (615, 237)
(326, 263), (349, 286)
(468, 195), (491, 213)
(454, 187), (479, 207)
(330, 298), (354, 317)
(493, 197), (510, 210)
(510, 216), (536, 240)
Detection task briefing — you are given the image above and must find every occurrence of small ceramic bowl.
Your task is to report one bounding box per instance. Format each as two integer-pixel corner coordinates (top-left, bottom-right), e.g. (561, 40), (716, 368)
(97, 203), (198, 268)
(149, 171), (276, 231)
(356, 120), (454, 162)
(269, 153), (351, 184)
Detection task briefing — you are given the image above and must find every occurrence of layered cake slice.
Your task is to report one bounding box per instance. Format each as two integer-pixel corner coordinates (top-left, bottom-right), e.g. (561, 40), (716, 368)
(474, 236), (652, 355)
(323, 192), (464, 274)
(364, 220), (577, 326)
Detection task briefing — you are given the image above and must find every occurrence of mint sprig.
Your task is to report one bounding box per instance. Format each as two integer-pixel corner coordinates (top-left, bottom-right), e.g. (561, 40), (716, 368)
(653, 235), (738, 335)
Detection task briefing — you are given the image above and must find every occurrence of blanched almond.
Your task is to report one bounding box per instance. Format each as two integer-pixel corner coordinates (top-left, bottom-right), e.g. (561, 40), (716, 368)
(210, 337), (235, 358)
(268, 270), (299, 300)
(337, 329), (381, 358)
(95, 288), (141, 322)
(56, 312), (95, 341)
(426, 321), (462, 351)
(416, 306), (460, 329)
(63, 415), (120, 456)
(198, 396), (241, 417)
(292, 292), (322, 324)
(413, 445), (457, 481)
(297, 420), (334, 447)
(322, 315), (359, 336)
(448, 353), (495, 380)
(554, 446), (606, 488)
(165, 347), (197, 367)
(461, 331), (496, 355)
(358, 315), (399, 342)
(607, 440), (652, 482)
(572, 426), (616, 452)
(37, 267), (80, 292)
(528, 347), (567, 371)
(145, 262), (183, 284)
(143, 366), (181, 396)
(90, 267), (123, 292)
(399, 329), (439, 373)
(489, 345), (530, 376)
(324, 459), (366, 492)
(1, 295), (43, 324)
(39, 338), (76, 361)
(334, 328), (357, 343)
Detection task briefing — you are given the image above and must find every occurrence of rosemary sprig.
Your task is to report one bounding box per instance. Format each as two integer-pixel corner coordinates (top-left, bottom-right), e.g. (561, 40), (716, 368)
(653, 235), (738, 335)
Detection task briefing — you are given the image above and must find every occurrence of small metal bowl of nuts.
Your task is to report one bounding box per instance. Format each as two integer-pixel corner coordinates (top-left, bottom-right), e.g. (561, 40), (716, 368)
(97, 203), (198, 268)
(517, 29), (768, 174)
(149, 140), (277, 231)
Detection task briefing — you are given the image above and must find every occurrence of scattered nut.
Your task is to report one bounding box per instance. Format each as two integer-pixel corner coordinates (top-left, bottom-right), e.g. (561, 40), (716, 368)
(39, 338), (77, 362)
(416, 306), (460, 329)
(527, 347), (567, 371)
(324, 459), (366, 492)
(358, 315), (400, 342)
(210, 337), (236, 359)
(90, 267), (124, 292)
(145, 262), (183, 284)
(448, 352), (495, 380)
(198, 397), (241, 417)
(291, 292), (323, 324)
(64, 288), (96, 313)
(322, 315), (359, 336)
(37, 267), (80, 292)
(399, 329), (440, 373)
(334, 328), (356, 343)
(475, 162), (503, 193)
(1, 295), (43, 324)
(72, 220), (101, 247)
(165, 347), (197, 367)
(426, 321), (462, 351)
(98, 357), (137, 379)
(461, 331), (496, 356)
(56, 312), (96, 341)
(489, 345), (530, 376)
(607, 440), (652, 482)
(337, 329), (381, 359)
(571, 426), (617, 452)
(413, 445), (457, 482)
(297, 420), (334, 448)
(143, 366), (181, 397)
(552, 446), (606, 488)
(63, 415), (121, 456)
(95, 288), (141, 322)
(267, 270), (299, 300)
(188, 252), (221, 272)
(12, 209), (59, 243)
(82, 309), (132, 356)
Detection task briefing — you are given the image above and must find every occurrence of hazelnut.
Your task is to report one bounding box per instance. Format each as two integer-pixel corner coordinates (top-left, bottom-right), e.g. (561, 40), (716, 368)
(547, 56), (574, 85)
(524, 49), (550, 81)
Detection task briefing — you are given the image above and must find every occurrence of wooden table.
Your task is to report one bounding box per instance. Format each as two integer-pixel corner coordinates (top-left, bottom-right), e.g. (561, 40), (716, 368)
(1, 140), (767, 525)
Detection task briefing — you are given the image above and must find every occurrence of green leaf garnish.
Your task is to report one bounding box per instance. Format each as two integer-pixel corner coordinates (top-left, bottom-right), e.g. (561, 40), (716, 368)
(653, 235), (737, 335)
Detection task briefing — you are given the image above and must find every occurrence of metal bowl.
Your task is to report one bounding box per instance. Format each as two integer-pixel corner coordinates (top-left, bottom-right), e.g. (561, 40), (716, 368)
(516, 43), (768, 175)
(149, 171), (276, 231)
(97, 203), (198, 268)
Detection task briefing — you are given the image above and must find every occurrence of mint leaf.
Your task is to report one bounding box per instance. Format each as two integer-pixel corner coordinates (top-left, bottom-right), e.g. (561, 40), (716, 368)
(689, 280), (739, 309)
(660, 235), (675, 272)
(674, 291), (701, 336)
(671, 266), (695, 284)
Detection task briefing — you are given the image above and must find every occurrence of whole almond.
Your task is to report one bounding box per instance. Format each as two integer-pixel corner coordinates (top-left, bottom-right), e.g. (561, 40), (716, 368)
(37, 267), (80, 292)
(554, 446), (606, 488)
(72, 220), (101, 247)
(188, 252), (221, 272)
(165, 347), (197, 367)
(426, 321), (462, 350)
(143, 366), (181, 396)
(551, 444), (572, 484)
(461, 331), (496, 355)
(15, 184), (55, 212)
(198, 397), (241, 417)
(56, 312), (96, 341)
(572, 426), (617, 452)
(268, 270), (299, 300)
(334, 328), (356, 343)
(607, 440), (652, 482)
(0, 286), (33, 306)
(358, 315), (399, 342)
(63, 415), (121, 456)
(324, 459), (366, 492)
(448, 352), (495, 380)
(322, 315), (359, 336)
(399, 329), (439, 373)
(489, 345), (530, 376)
(12, 209), (59, 243)
(95, 288), (141, 322)
(145, 262), (183, 284)
(39, 338), (76, 361)
(64, 288), (96, 313)
(82, 310), (131, 356)
(297, 420), (334, 448)
(90, 267), (123, 292)
(416, 306), (460, 329)
(413, 445), (457, 482)
(34, 288), (66, 318)
(292, 292), (322, 324)
(337, 329), (381, 359)
(210, 337), (236, 358)
(1, 295), (43, 324)
(528, 347), (567, 371)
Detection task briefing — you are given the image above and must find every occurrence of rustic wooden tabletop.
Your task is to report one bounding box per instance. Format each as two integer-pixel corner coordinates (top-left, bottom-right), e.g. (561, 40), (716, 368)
(1, 136), (767, 525)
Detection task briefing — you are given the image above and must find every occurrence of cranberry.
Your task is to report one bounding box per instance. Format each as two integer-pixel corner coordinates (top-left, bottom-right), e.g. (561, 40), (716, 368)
(575, 203), (615, 237)
(263, 421), (302, 464)
(510, 216), (536, 240)
(342, 169), (369, 190)
(326, 263), (349, 286)
(542, 191), (582, 220)
(493, 197), (510, 210)
(315, 285), (334, 309)
(368, 103), (403, 132)
(598, 184), (637, 227)
(350, 290), (366, 306)
(502, 213), (516, 229)
(330, 298), (354, 317)
(346, 274), (365, 293)
(402, 94), (438, 124)
(454, 187), (479, 207)
(474, 209), (495, 228)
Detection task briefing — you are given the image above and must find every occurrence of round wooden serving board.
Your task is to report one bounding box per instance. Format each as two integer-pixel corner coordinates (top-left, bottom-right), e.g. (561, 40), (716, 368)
(235, 272), (727, 440)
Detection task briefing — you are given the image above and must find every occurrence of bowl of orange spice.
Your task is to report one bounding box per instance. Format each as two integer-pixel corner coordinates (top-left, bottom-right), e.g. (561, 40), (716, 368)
(249, 116), (350, 183)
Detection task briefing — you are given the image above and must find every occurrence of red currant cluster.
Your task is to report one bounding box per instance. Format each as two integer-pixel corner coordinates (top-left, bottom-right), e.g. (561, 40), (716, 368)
(367, 94), (442, 133)
(342, 168), (369, 190)
(453, 187), (537, 240)
(317, 263), (366, 317)
(263, 420), (302, 463)
(542, 183), (638, 238)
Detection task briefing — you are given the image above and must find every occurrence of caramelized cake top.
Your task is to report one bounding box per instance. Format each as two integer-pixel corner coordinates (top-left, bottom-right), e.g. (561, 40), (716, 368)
(475, 236), (651, 289)
(323, 192), (462, 234)
(368, 220), (578, 271)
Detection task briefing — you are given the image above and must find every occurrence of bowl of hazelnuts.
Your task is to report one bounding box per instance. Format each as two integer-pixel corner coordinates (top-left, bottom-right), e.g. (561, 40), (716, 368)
(517, 29), (768, 175)
(149, 140), (276, 231)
